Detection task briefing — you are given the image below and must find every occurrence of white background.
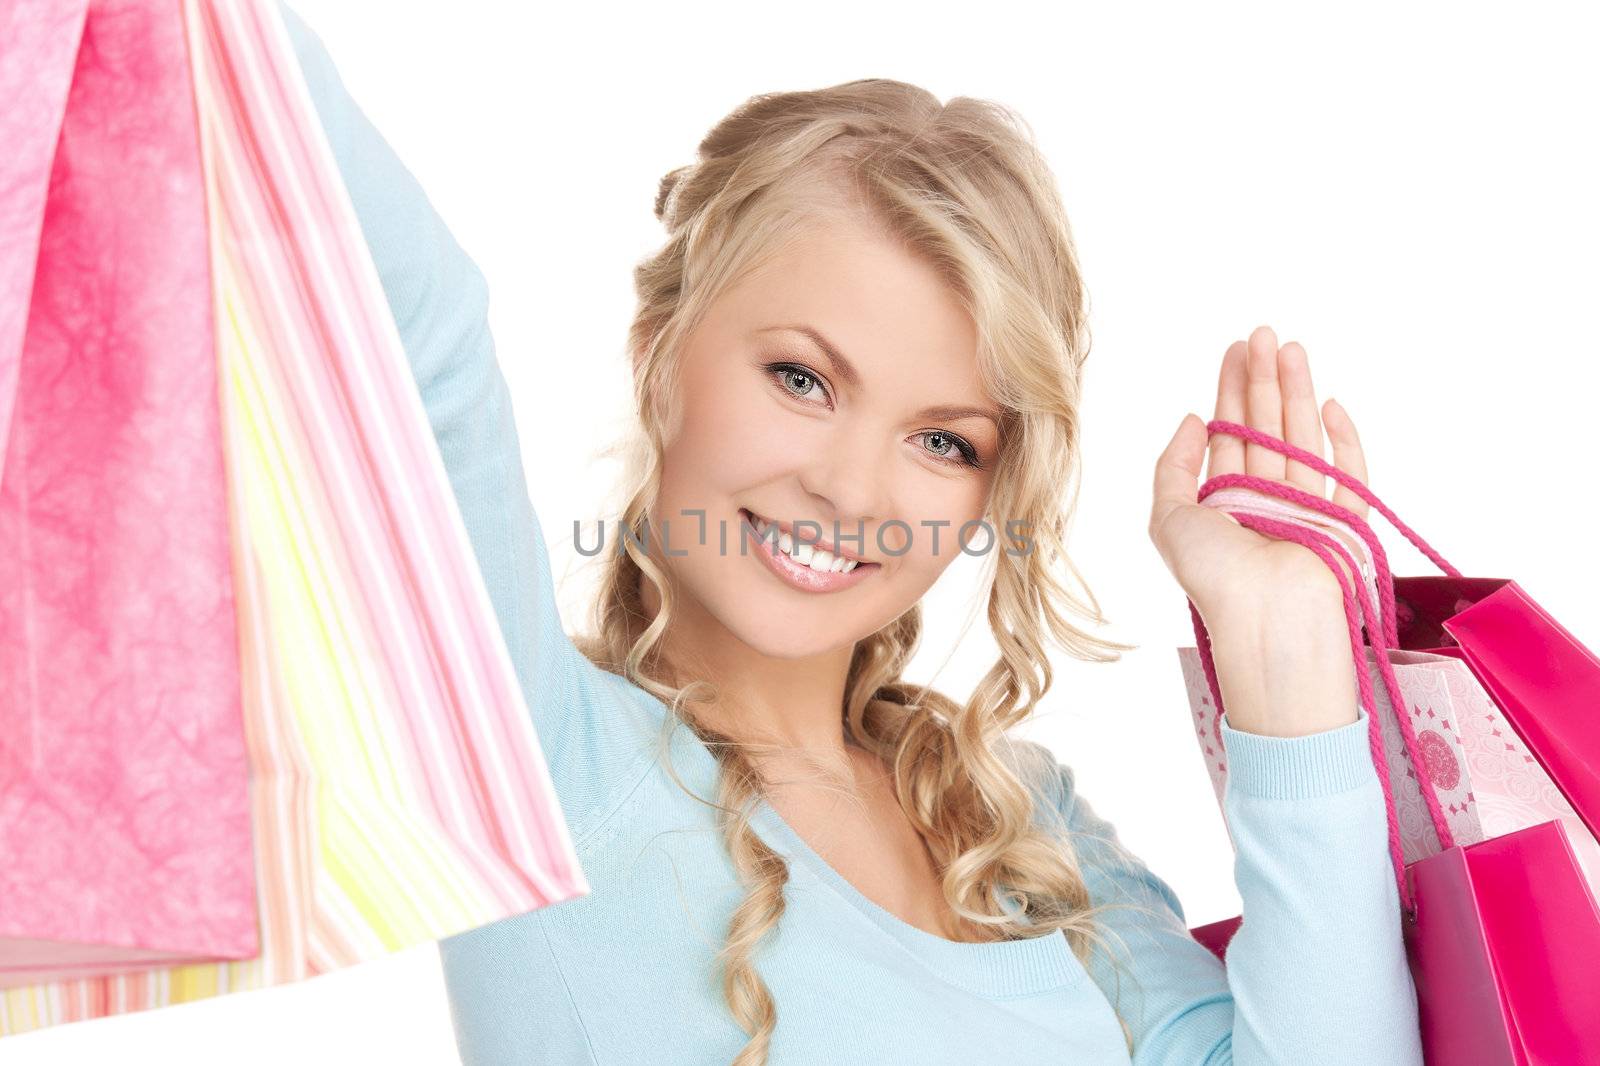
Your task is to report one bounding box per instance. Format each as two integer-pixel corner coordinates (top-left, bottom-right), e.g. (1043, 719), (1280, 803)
(10, 1), (1598, 1062)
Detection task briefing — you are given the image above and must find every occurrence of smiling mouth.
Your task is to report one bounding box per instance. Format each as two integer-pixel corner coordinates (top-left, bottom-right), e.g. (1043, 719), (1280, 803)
(738, 508), (880, 590)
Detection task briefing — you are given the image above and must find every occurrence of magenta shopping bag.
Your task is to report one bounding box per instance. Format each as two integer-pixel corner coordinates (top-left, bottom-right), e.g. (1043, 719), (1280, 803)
(0, 0), (258, 984)
(1390, 576), (1600, 859)
(1179, 420), (1600, 1065)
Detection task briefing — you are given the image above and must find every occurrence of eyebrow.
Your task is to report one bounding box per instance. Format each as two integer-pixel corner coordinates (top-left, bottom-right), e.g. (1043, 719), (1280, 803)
(754, 324), (1002, 426)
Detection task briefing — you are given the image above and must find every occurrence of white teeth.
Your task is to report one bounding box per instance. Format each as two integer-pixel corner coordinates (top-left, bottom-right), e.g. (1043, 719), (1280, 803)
(749, 510), (863, 574)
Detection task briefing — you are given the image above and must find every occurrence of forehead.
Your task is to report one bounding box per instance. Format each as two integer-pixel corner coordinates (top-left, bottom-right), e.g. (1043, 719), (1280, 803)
(719, 213), (984, 400)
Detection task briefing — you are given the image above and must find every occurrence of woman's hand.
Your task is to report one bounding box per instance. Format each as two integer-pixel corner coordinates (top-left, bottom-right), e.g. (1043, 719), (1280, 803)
(1148, 324), (1374, 738)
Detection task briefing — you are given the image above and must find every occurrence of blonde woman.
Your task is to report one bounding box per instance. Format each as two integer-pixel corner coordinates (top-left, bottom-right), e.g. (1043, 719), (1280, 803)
(285, 8), (1422, 1065)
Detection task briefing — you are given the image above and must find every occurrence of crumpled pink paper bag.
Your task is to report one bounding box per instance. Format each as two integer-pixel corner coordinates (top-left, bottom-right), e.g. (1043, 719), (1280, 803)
(0, 0), (259, 984)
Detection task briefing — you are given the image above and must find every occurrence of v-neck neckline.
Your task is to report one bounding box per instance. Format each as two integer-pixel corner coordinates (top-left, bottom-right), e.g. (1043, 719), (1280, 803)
(747, 797), (1085, 999)
(645, 696), (1089, 1000)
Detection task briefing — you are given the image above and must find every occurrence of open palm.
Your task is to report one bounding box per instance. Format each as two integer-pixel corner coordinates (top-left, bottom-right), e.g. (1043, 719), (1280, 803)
(1148, 324), (1373, 621)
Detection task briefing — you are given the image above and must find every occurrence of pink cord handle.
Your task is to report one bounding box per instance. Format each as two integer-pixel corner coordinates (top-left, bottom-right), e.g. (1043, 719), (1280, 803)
(1192, 418), (1468, 923)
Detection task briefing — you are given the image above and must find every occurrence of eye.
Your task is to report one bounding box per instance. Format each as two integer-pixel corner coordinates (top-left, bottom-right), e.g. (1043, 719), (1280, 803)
(915, 429), (986, 470)
(763, 361), (833, 407)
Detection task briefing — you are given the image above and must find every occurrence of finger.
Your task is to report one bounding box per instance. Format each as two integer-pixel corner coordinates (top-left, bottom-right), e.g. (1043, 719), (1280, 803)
(1245, 324), (1287, 482)
(1277, 340), (1325, 497)
(1151, 412), (1207, 543)
(1324, 397), (1370, 523)
(1208, 340), (1248, 482)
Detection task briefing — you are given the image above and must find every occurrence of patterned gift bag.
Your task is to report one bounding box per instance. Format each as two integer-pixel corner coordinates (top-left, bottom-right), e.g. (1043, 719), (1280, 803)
(1178, 644), (1486, 864)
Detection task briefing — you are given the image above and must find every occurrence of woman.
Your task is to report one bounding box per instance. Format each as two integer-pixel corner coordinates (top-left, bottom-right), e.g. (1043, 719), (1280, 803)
(283, 7), (1422, 1064)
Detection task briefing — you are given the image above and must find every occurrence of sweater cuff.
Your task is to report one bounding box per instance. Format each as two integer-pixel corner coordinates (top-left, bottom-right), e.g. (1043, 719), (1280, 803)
(1219, 706), (1378, 800)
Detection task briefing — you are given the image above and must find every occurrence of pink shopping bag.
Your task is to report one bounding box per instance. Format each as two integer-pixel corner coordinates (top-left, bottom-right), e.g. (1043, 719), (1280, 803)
(0, 0), (259, 983)
(1179, 419), (1600, 1065)
(1, 0), (588, 1036)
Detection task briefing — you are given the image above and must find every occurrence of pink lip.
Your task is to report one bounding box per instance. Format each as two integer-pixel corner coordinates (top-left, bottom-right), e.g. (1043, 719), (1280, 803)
(741, 510), (880, 594)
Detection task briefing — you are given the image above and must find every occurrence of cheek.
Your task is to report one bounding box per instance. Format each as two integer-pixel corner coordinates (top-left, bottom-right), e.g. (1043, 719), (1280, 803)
(675, 375), (804, 491)
(887, 491), (992, 571)
(657, 370), (789, 527)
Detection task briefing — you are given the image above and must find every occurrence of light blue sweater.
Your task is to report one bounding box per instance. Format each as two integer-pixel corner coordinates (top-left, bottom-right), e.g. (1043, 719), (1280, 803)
(282, 8), (1425, 1064)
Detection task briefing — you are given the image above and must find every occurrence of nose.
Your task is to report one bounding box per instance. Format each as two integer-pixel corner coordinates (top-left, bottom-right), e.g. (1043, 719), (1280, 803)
(795, 419), (893, 555)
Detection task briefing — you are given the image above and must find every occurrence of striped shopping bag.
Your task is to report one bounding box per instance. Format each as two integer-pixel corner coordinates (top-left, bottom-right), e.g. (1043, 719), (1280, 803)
(1, 0), (587, 1036)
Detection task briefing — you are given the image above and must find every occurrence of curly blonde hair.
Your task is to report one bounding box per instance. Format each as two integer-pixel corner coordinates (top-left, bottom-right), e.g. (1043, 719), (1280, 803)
(571, 78), (1156, 1064)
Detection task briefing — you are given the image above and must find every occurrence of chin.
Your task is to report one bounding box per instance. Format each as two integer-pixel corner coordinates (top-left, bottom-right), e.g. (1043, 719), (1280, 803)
(695, 567), (866, 661)
(720, 594), (855, 661)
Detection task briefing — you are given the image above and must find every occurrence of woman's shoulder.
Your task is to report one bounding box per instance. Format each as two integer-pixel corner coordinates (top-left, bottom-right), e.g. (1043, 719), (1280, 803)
(997, 735), (1077, 825)
(997, 734), (1194, 930)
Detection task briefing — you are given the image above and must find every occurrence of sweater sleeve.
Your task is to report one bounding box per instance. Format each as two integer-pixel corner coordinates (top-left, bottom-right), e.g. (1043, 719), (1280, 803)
(1029, 706), (1424, 1065)
(278, 2), (646, 841)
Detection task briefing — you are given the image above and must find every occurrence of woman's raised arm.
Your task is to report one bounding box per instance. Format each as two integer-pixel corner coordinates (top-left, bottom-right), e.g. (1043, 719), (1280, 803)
(278, 3), (648, 843)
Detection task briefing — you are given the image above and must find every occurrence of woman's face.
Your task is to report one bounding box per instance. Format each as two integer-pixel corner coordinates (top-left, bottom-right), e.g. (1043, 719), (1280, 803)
(647, 212), (1001, 662)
